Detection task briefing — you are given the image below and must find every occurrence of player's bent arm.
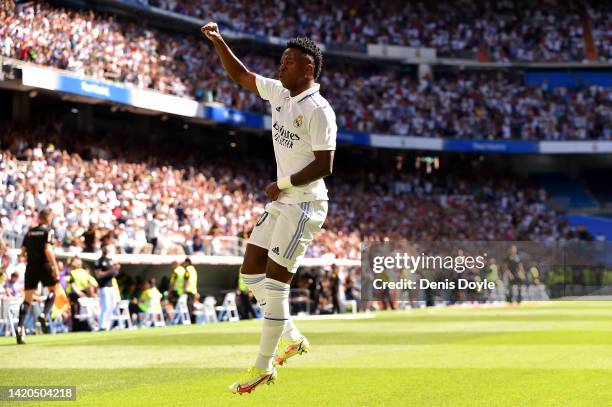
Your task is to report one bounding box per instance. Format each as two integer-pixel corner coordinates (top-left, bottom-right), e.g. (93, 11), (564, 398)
(207, 33), (258, 94)
(288, 150), (334, 187)
(283, 105), (337, 188)
(44, 243), (60, 276)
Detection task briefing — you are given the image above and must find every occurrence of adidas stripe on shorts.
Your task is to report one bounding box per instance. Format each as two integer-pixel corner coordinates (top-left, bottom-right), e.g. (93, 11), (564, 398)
(248, 200), (328, 273)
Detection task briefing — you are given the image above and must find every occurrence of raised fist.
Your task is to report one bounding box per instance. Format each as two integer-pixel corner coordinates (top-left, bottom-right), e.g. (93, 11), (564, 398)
(201, 22), (222, 41)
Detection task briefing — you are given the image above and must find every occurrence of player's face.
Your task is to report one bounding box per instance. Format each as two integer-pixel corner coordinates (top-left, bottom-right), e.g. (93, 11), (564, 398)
(279, 48), (312, 89)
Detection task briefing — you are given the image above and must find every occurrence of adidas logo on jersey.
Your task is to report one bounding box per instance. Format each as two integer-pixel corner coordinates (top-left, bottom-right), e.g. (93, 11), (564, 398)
(276, 106), (281, 112)
(271, 247), (280, 255)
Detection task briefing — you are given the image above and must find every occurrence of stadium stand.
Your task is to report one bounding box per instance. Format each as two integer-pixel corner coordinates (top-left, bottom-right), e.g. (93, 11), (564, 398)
(145, 0), (610, 62)
(2, 118), (601, 259)
(533, 173), (599, 209)
(0, 0), (610, 333)
(583, 169), (612, 207)
(1, 1), (610, 140)
(566, 214), (612, 241)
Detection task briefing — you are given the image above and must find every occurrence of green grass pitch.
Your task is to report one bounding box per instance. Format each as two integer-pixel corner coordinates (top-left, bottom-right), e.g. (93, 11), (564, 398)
(1, 301), (611, 406)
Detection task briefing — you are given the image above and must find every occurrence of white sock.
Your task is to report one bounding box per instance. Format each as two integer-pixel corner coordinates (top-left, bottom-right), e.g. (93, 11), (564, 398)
(241, 273), (302, 341)
(282, 319), (302, 340)
(241, 273), (267, 310)
(255, 278), (290, 371)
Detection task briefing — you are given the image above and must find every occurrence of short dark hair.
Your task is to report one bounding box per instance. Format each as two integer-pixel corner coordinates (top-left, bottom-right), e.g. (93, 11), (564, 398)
(39, 208), (52, 223)
(287, 37), (322, 80)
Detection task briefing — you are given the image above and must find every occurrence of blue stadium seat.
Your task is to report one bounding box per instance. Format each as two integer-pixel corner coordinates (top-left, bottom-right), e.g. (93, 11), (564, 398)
(534, 173), (599, 209)
(583, 170), (612, 207)
(566, 214), (612, 241)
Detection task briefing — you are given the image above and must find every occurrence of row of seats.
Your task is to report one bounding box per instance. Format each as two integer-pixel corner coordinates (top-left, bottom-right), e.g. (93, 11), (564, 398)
(0, 292), (242, 337)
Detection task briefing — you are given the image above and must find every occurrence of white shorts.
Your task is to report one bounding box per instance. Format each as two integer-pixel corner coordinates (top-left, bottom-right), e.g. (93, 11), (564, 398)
(248, 200), (328, 273)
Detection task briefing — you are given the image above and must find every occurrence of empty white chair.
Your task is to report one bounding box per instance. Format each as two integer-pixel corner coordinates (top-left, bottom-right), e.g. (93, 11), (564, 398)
(342, 299), (358, 314)
(111, 300), (133, 330)
(0, 297), (20, 336)
(172, 294), (191, 325)
(77, 297), (100, 330)
(215, 292), (240, 322)
(192, 301), (204, 324)
(0, 296), (10, 336)
(203, 296), (218, 323)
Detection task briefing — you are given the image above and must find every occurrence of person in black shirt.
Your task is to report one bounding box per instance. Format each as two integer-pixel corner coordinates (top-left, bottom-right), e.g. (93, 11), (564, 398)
(330, 265), (340, 314)
(95, 244), (120, 331)
(505, 245), (524, 304)
(17, 208), (60, 344)
(82, 225), (99, 253)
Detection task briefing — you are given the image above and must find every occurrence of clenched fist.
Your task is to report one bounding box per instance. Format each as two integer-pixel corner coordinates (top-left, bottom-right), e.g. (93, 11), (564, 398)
(201, 22), (222, 42)
(265, 182), (281, 201)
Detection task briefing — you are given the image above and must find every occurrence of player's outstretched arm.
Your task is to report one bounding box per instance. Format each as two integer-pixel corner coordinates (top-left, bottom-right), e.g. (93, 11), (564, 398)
(201, 22), (258, 95)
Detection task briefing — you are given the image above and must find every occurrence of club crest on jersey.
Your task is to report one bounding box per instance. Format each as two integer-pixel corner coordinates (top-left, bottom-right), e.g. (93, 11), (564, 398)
(293, 115), (304, 128)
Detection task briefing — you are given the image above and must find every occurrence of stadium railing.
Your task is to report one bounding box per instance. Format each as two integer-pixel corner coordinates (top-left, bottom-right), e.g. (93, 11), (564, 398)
(2, 230), (22, 249)
(5, 248), (360, 267)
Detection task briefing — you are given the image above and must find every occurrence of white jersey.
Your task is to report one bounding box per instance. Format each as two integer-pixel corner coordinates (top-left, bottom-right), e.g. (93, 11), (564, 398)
(255, 74), (337, 204)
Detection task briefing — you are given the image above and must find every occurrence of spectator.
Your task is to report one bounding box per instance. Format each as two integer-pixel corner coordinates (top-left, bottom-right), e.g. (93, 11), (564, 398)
(237, 273), (257, 319)
(183, 258), (198, 323)
(82, 224), (100, 253)
(4, 271), (22, 297)
(1, 1), (609, 140)
(94, 244), (120, 331)
(168, 260), (186, 306)
(65, 257), (98, 330)
(145, 213), (162, 254)
(131, 279), (163, 326)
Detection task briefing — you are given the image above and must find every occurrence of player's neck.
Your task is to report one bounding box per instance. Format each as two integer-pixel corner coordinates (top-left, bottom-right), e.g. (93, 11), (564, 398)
(289, 80), (315, 97)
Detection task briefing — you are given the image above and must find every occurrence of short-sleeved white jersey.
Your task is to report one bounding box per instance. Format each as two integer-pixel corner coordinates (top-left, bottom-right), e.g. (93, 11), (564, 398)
(255, 74), (337, 204)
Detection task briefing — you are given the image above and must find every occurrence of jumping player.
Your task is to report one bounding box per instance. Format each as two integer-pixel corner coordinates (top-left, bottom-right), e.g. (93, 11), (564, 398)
(202, 22), (336, 394)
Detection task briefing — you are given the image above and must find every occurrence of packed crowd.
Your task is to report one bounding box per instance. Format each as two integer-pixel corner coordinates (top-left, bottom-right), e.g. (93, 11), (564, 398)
(0, 122), (593, 263)
(325, 70), (612, 140)
(590, 2), (612, 60)
(2, 1), (610, 140)
(0, 117), (604, 322)
(0, 132), (267, 257)
(146, 0), (610, 62)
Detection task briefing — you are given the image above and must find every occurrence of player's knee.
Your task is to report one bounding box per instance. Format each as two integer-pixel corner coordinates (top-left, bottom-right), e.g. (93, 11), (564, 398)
(241, 244), (268, 275)
(265, 258), (292, 284)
